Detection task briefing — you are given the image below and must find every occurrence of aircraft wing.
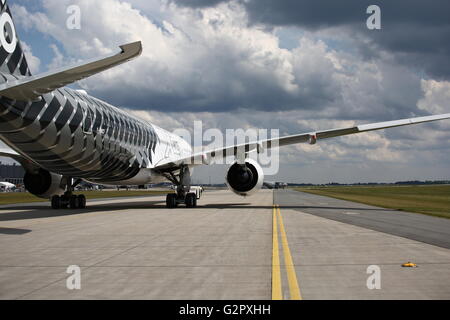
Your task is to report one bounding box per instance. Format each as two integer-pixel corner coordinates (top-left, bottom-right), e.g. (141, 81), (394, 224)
(154, 113), (450, 170)
(0, 146), (22, 161)
(0, 143), (40, 171)
(0, 41), (142, 101)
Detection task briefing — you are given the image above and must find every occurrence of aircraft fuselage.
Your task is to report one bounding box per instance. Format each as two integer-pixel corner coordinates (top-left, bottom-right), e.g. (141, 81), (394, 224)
(0, 86), (192, 185)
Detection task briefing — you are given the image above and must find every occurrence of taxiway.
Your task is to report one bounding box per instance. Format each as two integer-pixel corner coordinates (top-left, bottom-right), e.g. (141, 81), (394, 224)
(0, 190), (449, 299)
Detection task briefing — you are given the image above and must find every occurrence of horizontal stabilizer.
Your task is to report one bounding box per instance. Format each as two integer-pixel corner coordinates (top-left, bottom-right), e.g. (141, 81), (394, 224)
(0, 41), (142, 101)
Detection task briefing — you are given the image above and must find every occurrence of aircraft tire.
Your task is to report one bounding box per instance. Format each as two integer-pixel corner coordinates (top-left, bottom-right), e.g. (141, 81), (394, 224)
(78, 195), (86, 209)
(69, 195), (78, 209)
(166, 193), (177, 208)
(51, 195), (61, 209)
(185, 193), (196, 208)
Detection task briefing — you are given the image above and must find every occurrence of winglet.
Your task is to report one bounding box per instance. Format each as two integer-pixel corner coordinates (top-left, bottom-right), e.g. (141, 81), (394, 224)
(119, 41), (143, 58)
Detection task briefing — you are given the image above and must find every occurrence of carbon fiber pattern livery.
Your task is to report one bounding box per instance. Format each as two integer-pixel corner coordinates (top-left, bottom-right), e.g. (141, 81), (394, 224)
(0, 1), (31, 77)
(0, 88), (162, 183)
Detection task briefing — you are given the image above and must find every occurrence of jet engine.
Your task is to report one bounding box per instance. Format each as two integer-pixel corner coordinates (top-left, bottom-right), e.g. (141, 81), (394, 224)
(23, 169), (65, 198)
(225, 158), (264, 196)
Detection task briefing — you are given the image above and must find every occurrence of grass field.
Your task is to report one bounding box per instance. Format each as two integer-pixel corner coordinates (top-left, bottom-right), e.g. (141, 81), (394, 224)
(294, 185), (450, 219)
(0, 190), (171, 205)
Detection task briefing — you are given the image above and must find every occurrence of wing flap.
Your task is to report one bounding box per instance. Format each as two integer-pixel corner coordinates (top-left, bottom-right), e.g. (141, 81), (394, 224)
(0, 41), (142, 101)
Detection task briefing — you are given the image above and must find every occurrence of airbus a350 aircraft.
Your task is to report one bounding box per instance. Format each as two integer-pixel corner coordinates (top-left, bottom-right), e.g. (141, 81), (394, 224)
(0, 1), (448, 209)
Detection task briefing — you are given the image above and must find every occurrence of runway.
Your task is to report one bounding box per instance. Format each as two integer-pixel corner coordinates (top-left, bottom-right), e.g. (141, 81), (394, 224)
(0, 189), (449, 299)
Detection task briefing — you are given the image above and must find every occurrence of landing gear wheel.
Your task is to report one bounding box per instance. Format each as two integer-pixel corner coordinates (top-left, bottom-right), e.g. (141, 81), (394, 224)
(185, 193), (196, 208)
(77, 195), (86, 209)
(69, 195), (78, 209)
(60, 195), (69, 209)
(51, 195), (61, 209)
(166, 193), (177, 208)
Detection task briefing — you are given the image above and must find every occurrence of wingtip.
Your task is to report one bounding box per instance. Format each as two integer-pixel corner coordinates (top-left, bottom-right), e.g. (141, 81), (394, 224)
(119, 41), (143, 58)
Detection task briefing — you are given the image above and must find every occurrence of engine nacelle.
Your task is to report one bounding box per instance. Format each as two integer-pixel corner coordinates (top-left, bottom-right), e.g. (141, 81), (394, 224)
(24, 169), (65, 199)
(225, 159), (264, 196)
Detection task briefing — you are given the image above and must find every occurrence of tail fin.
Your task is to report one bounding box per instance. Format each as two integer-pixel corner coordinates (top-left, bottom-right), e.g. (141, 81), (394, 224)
(0, 0), (31, 77)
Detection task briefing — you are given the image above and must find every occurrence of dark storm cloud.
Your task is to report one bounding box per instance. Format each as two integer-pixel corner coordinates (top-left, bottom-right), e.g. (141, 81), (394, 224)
(353, 24), (450, 79)
(256, 0), (450, 79)
(172, 0), (450, 79)
(91, 73), (339, 113)
(241, 0), (450, 29)
(172, 0), (450, 27)
(169, 0), (227, 8)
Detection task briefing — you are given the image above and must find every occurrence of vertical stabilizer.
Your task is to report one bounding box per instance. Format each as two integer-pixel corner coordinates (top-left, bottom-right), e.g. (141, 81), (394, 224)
(0, 0), (31, 77)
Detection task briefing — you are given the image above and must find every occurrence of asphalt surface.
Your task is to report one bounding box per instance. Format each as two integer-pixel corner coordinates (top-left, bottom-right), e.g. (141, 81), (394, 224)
(274, 189), (450, 249)
(0, 189), (449, 299)
(274, 190), (450, 299)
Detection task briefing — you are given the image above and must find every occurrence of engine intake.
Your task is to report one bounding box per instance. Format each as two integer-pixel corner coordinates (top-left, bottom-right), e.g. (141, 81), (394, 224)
(24, 169), (65, 198)
(226, 159), (264, 196)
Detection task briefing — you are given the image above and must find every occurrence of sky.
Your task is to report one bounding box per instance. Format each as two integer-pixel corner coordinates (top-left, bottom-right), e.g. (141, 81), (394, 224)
(3, 0), (450, 184)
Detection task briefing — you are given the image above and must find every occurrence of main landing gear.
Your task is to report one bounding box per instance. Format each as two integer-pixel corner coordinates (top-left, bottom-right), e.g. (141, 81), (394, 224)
(162, 166), (199, 208)
(166, 192), (197, 208)
(51, 194), (86, 209)
(51, 177), (87, 209)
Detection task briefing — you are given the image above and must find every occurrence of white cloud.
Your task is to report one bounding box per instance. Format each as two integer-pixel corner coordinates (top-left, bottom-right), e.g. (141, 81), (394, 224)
(418, 79), (450, 115)
(47, 44), (65, 70)
(21, 41), (41, 73)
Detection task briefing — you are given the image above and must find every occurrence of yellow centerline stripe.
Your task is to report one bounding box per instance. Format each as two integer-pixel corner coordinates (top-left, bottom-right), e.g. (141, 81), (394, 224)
(272, 205), (282, 300)
(277, 205), (302, 300)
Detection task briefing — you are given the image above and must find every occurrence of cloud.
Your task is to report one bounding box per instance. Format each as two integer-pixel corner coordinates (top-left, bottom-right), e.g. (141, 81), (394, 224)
(20, 41), (41, 73)
(418, 80), (450, 115)
(13, 0), (432, 121)
(172, 0), (450, 80)
(6, 0), (371, 115)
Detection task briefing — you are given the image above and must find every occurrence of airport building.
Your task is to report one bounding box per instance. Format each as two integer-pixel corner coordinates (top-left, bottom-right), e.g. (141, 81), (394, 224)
(0, 162), (24, 185)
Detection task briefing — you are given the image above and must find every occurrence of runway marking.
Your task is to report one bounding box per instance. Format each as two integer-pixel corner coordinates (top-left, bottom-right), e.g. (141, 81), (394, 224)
(272, 204), (302, 300)
(272, 205), (282, 300)
(277, 205), (302, 300)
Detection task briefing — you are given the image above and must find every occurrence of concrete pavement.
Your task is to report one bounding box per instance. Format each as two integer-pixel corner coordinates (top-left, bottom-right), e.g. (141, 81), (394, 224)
(0, 191), (273, 299)
(0, 189), (449, 299)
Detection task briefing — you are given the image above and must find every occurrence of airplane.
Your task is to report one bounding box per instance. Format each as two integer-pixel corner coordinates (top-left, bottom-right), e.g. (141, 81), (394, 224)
(275, 182), (288, 189)
(0, 181), (15, 191)
(264, 181), (288, 189)
(0, 0), (448, 209)
(263, 181), (276, 189)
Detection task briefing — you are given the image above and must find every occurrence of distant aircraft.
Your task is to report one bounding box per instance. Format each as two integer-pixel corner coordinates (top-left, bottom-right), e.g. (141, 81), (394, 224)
(264, 182), (288, 189)
(263, 181), (276, 189)
(0, 0), (449, 209)
(275, 182), (288, 189)
(0, 181), (15, 191)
